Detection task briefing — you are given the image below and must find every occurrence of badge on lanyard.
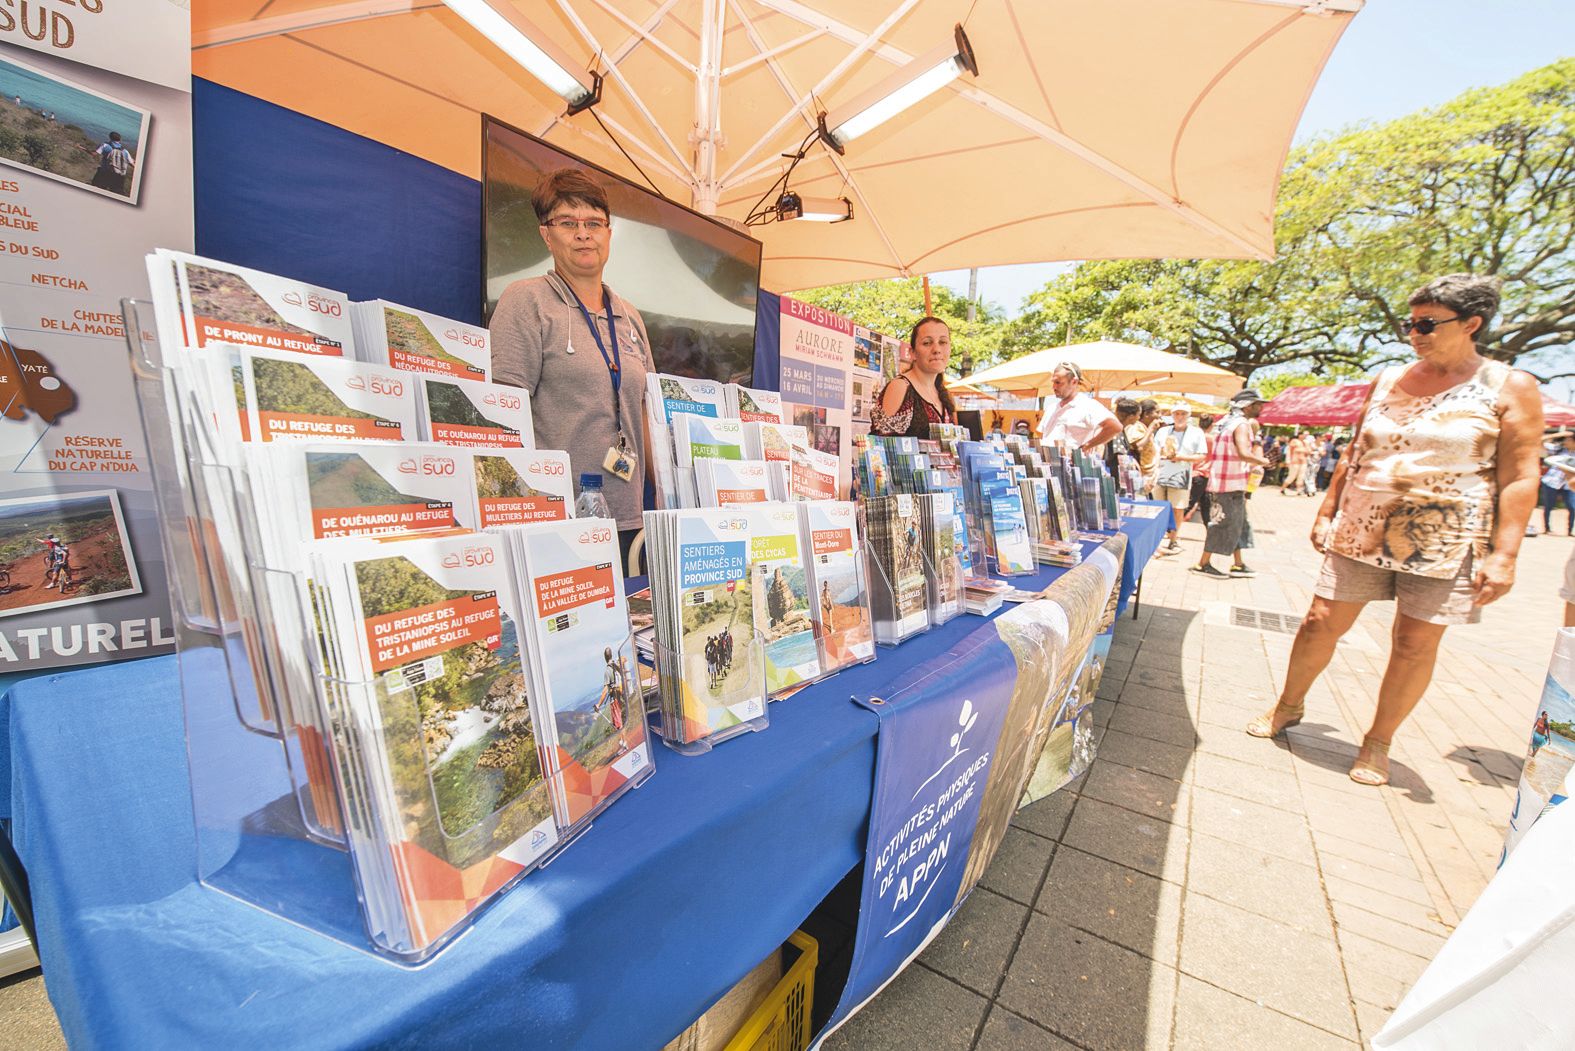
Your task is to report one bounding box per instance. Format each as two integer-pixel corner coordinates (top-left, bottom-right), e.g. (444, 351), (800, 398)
(570, 286), (637, 482)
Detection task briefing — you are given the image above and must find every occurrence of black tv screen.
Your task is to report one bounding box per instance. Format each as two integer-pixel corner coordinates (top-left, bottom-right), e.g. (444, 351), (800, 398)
(482, 116), (762, 384)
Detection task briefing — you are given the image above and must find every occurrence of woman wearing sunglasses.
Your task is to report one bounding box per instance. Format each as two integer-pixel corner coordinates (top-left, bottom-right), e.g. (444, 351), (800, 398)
(1246, 274), (1543, 786)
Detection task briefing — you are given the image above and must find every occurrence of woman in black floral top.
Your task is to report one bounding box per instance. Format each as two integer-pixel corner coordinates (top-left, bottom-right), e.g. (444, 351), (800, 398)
(871, 316), (958, 439)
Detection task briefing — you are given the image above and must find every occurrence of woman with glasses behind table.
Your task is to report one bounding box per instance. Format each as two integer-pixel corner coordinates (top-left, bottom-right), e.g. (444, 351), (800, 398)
(871, 316), (959, 439)
(1245, 275), (1543, 786)
(490, 168), (655, 567)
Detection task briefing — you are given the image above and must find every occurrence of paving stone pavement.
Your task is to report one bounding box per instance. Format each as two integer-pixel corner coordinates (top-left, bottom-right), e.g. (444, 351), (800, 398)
(3, 492), (1567, 1049)
(825, 489), (1572, 1051)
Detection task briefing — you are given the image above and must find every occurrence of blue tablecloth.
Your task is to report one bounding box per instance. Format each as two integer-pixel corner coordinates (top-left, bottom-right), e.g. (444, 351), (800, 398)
(1115, 499), (1176, 614)
(2, 519), (1164, 1047)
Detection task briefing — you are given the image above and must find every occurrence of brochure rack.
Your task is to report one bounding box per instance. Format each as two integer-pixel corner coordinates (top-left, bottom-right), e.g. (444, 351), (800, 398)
(810, 555), (878, 675)
(123, 298), (650, 965)
(860, 527), (937, 647)
(650, 631), (770, 754)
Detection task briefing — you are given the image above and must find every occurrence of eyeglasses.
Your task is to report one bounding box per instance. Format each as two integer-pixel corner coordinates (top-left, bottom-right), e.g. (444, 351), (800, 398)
(1401, 315), (1465, 336)
(543, 217), (610, 231)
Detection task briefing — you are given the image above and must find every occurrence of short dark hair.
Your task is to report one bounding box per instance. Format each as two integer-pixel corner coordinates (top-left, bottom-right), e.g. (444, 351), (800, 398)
(531, 168), (610, 224)
(1139, 399), (1157, 415)
(1115, 397), (1140, 417)
(109, 132), (121, 142)
(1199, 414), (1216, 429)
(1408, 274), (1501, 340)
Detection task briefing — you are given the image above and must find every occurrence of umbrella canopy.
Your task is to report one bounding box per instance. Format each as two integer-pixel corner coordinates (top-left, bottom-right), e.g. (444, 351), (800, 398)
(191, 0), (1359, 291)
(1258, 381), (1371, 426)
(963, 340), (1245, 399)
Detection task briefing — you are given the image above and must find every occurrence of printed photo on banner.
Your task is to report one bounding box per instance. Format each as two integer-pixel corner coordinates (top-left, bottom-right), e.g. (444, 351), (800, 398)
(0, 52), (150, 204)
(0, 489), (141, 618)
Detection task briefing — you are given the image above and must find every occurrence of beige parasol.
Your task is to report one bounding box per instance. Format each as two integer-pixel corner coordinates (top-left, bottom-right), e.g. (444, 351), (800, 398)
(963, 340), (1245, 399)
(192, 0), (1360, 291)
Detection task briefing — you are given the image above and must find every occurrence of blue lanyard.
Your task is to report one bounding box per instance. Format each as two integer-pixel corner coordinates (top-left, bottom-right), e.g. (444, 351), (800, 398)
(568, 285), (624, 438)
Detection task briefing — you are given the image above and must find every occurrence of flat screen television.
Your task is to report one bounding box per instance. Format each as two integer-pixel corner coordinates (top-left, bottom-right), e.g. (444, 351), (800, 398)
(482, 116), (762, 384)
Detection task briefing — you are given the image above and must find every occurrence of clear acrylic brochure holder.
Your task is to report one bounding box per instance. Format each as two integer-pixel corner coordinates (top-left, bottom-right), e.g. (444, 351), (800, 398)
(124, 299), (650, 965)
(650, 630), (770, 754)
(809, 541), (878, 678)
(860, 531), (934, 648)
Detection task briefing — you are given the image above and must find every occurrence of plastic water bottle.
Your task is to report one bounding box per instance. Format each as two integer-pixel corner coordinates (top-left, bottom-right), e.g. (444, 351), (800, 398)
(575, 472), (612, 520)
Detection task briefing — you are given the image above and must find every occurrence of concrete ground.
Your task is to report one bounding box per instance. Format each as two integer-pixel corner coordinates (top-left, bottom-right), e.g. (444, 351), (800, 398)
(3, 492), (1569, 1049)
(825, 489), (1571, 1051)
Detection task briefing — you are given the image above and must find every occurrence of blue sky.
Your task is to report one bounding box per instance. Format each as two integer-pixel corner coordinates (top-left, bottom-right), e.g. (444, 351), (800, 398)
(931, 2), (1575, 326)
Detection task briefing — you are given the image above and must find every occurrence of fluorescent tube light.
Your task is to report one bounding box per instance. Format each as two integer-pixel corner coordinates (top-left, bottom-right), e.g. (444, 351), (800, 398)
(818, 24), (978, 153)
(442, 0), (601, 113)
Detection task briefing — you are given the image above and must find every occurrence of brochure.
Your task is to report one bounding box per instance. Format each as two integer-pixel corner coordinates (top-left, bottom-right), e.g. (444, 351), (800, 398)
(171, 250), (353, 356)
(744, 503), (821, 695)
(797, 500), (874, 672)
(353, 300), (490, 380)
(726, 384), (785, 423)
(471, 449), (574, 527)
(239, 348), (418, 444)
(417, 375), (533, 449)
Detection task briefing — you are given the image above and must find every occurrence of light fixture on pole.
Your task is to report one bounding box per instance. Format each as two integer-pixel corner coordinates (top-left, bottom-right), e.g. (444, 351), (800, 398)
(442, 0), (601, 114)
(775, 192), (853, 223)
(817, 24), (979, 154)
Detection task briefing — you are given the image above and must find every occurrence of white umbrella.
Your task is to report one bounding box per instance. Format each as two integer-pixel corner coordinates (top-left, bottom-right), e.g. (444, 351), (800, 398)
(964, 340), (1245, 399)
(193, 0), (1360, 291)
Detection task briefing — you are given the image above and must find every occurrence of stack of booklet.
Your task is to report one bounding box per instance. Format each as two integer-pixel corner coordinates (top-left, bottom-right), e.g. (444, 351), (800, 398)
(965, 577), (1011, 616)
(918, 492), (965, 623)
(350, 300), (490, 381)
(864, 494), (930, 644)
(643, 507), (769, 749)
(797, 501), (874, 673)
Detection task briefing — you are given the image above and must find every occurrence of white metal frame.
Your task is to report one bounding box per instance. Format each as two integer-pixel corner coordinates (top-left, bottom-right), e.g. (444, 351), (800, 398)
(0, 924), (37, 978)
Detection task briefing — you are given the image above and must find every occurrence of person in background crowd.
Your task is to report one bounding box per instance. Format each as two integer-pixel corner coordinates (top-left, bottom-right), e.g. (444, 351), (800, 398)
(1245, 274), (1543, 786)
(1315, 432), (1342, 490)
(1037, 362), (1122, 453)
(1262, 432), (1284, 487)
(1535, 431), (1575, 536)
(490, 167), (656, 569)
(1123, 399), (1161, 494)
(872, 316), (959, 439)
(1282, 431), (1310, 495)
(1152, 406), (1209, 554)
(1192, 389), (1269, 578)
(1013, 420), (1032, 438)
(1183, 413), (1217, 525)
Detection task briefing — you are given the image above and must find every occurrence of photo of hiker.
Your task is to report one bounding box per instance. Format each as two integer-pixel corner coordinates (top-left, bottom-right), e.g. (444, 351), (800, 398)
(0, 54), (151, 204)
(0, 490), (142, 618)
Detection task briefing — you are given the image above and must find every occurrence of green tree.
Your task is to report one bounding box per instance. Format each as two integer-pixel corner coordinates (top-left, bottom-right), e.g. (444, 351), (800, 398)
(1002, 58), (1575, 382)
(793, 277), (1007, 372)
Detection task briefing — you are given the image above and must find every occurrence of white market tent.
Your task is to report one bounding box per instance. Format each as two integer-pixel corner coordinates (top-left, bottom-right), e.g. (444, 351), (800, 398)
(192, 0), (1361, 291)
(964, 339), (1245, 399)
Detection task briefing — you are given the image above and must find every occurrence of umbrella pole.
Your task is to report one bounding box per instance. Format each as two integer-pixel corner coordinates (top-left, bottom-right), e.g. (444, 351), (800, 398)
(923, 274), (932, 316)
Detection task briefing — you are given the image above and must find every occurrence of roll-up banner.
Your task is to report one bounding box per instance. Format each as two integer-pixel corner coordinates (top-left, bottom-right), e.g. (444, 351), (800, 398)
(817, 536), (1123, 1042)
(0, 7), (192, 669)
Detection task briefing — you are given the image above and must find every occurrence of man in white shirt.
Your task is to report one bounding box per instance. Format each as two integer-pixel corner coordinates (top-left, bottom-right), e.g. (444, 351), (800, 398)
(1151, 406), (1209, 553)
(1036, 362), (1121, 452)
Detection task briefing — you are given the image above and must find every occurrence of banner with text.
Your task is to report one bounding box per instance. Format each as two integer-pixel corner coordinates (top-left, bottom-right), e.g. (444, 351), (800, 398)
(0, 22), (193, 668)
(820, 539), (1123, 1041)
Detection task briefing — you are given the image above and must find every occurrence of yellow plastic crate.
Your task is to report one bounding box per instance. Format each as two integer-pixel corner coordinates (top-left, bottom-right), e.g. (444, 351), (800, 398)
(724, 930), (819, 1051)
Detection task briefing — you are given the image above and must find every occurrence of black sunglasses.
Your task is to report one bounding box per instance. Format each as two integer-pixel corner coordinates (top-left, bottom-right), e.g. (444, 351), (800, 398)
(1401, 315), (1466, 336)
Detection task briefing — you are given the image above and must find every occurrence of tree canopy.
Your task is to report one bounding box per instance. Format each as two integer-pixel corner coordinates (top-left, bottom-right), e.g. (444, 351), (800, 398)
(1000, 58), (1575, 382)
(790, 277), (1005, 373)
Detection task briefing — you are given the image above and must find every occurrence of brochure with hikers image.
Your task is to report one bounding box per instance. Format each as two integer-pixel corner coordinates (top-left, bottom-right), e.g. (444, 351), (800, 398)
(0, 490), (141, 619)
(507, 518), (649, 828)
(744, 503), (820, 695)
(644, 507), (767, 746)
(796, 500), (873, 673)
(0, 52), (150, 205)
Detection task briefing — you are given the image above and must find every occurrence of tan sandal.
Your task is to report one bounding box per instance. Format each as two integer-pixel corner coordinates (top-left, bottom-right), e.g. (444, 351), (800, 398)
(1245, 701), (1305, 739)
(1349, 736), (1391, 786)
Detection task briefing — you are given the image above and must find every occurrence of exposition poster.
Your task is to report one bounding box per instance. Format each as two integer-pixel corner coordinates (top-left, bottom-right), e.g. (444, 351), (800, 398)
(0, 17), (192, 669)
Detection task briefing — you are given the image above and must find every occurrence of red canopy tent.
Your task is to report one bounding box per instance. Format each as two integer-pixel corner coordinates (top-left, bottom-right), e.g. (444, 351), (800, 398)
(1258, 383), (1372, 427)
(1544, 392), (1575, 428)
(1260, 382), (1575, 429)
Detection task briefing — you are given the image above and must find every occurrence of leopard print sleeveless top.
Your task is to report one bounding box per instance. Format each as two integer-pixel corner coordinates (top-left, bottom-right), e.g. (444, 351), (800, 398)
(1327, 360), (1509, 578)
